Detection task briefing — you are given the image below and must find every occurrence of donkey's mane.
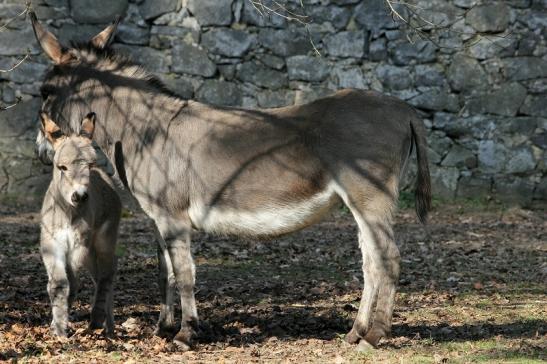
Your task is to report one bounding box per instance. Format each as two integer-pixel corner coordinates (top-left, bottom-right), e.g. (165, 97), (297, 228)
(53, 42), (177, 98)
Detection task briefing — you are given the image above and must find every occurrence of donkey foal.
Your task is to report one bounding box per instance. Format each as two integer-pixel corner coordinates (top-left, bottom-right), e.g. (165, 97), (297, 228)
(39, 112), (121, 337)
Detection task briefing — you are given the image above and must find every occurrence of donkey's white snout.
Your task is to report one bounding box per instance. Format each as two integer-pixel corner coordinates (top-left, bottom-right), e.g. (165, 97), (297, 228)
(71, 186), (89, 204)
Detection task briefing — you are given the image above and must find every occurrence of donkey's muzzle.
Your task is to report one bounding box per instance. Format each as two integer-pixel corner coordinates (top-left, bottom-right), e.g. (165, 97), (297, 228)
(71, 191), (88, 204)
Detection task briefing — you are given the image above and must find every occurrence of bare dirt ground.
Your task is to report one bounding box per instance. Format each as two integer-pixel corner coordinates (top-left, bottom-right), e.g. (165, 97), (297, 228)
(0, 201), (545, 363)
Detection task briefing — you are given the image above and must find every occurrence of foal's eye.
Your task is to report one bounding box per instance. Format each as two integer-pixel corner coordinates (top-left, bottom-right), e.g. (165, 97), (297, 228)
(57, 165), (67, 171)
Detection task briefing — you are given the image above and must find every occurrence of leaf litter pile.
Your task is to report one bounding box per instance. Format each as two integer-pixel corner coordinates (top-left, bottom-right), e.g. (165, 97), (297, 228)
(0, 202), (545, 363)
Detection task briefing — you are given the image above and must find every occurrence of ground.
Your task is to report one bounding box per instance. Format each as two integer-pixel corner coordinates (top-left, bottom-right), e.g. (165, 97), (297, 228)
(0, 200), (545, 363)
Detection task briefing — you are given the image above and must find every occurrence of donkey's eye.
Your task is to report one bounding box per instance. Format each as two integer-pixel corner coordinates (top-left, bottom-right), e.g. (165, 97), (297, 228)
(58, 165), (67, 171)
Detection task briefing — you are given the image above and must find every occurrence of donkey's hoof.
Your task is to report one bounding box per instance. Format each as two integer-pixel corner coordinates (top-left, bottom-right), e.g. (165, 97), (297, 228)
(173, 326), (196, 351)
(345, 328), (362, 344)
(356, 339), (375, 352)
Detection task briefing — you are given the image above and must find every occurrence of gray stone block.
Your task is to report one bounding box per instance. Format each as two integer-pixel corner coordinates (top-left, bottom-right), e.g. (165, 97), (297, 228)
(114, 45), (170, 73)
(117, 24), (150, 46)
(332, 66), (367, 89)
(430, 165), (460, 199)
(0, 27), (39, 56)
(376, 65), (412, 90)
(447, 54), (488, 92)
(465, 3), (510, 33)
(286, 56), (330, 82)
(415, 65), (445, 87)
(505, 146), (537, 174)
(369, 38), (388, 61)
(457, 173), (492, 199)
(237, 61), (288, 89)
(71, 0), (128, 23)
(409, 88), (459, 112)
(465, 82), (527, 117)
(354, 0), (397, 36)
(257, 90), (295, 108)
(196, 80), (242, 106)
(0, 98), (41, 138)
(520, 95), (547, 117)
(139, 0), (178, 20)
(171, 43), (216, 77)
(494, 176), (535, 205)
(390, 40), (437, 66)
(324, 31), (366, 58)
(258, 28), (313, 57)
(478, 140), (508, 173)
(503, 57), (547, 81)
(187, 0), (233, 26)
(201, 28), (256, 57)
(441, 144), (477, 169)
(307, 5), (351, 30)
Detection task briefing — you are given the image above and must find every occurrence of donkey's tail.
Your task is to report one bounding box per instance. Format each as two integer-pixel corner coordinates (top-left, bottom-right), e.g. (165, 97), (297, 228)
(410, 115), (432, 224)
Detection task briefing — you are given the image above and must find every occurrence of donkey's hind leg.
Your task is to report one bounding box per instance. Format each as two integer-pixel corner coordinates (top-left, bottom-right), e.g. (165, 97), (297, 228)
(336, 184), (400, 347)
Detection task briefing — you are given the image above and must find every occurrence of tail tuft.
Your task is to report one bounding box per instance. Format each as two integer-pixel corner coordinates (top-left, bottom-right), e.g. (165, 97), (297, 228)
(410, 117), (432, 224)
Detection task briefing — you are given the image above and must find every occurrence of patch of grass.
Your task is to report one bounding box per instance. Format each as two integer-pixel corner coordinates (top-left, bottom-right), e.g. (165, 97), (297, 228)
(398, 191), (415, 210)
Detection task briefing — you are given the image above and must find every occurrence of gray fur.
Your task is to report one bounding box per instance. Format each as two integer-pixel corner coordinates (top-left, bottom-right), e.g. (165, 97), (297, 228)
(31, 15), (431, 348)
(40, 122), (121, 337)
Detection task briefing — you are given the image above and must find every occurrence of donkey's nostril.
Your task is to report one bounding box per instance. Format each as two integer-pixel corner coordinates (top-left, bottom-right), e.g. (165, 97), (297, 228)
(71, 191), (88, 204)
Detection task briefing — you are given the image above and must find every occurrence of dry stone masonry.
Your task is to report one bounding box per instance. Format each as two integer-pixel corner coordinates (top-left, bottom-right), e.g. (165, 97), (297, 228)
(0, 0), (545, 206)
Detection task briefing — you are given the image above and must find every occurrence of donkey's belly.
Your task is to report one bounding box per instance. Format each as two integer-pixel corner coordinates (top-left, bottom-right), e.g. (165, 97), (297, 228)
(188, 184), (341, 237)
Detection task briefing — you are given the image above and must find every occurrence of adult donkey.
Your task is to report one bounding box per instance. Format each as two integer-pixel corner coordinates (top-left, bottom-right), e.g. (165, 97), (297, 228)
(30, 13), (431, 349)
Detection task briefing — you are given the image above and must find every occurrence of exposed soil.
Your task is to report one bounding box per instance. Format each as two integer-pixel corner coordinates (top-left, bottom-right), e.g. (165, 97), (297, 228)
(0, 202), (545, 363)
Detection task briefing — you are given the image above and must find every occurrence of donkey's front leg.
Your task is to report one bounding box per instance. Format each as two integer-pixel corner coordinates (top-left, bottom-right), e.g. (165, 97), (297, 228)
(155, 218), (198, 350)
(154, 227), (177, 337)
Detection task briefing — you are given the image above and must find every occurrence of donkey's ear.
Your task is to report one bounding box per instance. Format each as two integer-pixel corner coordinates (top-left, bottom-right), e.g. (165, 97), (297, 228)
(40, 112), (64, 147)
(80, 113), (96, 139)
(30, 11), (75, 65)
(90, 17), (121, 49)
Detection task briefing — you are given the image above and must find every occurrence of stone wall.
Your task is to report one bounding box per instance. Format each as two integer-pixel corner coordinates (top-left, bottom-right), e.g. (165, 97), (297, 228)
(0, 0), (545, 206)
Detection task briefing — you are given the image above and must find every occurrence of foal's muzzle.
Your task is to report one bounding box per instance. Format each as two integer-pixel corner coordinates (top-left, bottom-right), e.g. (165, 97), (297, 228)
(71, 191), (88, 204)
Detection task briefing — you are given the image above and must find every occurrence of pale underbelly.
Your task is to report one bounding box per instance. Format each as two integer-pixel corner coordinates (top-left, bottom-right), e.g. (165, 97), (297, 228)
(188, 185), (342, 237)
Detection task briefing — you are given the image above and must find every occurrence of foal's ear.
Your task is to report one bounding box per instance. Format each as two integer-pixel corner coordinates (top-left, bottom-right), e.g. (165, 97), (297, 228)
(29, 11), (76, 65)
(80, 113), (96, 140)
(90, 17), (121, 49)
(39, 112), (64, 147)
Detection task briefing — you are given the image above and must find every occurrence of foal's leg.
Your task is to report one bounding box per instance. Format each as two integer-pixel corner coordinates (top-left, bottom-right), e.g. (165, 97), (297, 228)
(42, 243), (70, 337)
(89, 228), (118, 335)
(155, 216), (198, 350)
(154, 226), (177, 337)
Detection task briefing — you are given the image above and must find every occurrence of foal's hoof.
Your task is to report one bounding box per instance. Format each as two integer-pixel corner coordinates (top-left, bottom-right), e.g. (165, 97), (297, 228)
(173, 322), (198, 351)
(363, 327), (387, 348)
